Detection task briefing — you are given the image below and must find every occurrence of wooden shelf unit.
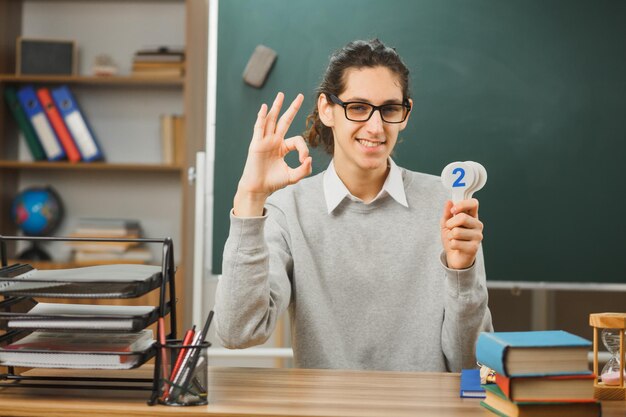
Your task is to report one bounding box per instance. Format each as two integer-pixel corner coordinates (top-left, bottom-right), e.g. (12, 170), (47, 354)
(0, 0), (208, 331)
(0, 161), (183, 172)
(0, 75), (184, 87)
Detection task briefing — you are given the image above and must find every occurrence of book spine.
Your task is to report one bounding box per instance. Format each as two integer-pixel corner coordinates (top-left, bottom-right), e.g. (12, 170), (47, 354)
(160, 114), (174, 164)
(494, 374), (512, 398)
(3, 86), (46, 161)
(479, 402), (507, 417)
(37, 87), (82, 162)
(475, 332), (508, 376)
(173, 115), (184, 165)
(16, 86), (66, 161)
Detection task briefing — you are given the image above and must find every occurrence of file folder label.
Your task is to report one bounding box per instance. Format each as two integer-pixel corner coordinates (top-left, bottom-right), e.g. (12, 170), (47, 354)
(31, 113), (63, 159)
(66, 112), (98, 159)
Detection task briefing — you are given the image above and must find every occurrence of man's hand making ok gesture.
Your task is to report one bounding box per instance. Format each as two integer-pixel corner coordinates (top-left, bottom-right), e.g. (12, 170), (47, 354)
(234, 92), (312, 217)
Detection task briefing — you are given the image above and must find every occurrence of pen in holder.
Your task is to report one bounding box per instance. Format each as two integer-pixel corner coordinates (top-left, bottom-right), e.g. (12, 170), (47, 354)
(157, 339), (211, 406)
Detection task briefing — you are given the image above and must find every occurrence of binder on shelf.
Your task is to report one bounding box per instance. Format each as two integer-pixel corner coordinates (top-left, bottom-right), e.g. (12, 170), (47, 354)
(37, 87), (82, 163)
(3, 86), (46, 161)
(16, 85), (66, 161)
(50, 85), (104, 162)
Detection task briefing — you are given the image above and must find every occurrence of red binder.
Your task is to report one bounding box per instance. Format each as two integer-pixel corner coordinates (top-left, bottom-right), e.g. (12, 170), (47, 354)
(37, 87), (82, 162)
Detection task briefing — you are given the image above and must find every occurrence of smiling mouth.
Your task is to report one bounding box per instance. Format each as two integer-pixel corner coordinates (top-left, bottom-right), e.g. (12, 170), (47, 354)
(356, 139), (386, 148)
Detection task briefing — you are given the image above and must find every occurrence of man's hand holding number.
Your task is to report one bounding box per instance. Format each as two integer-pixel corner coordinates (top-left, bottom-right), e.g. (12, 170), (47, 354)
(234, 92), (313, 217)
(440, 161), (487, 270)
(440, 199), (483, 270)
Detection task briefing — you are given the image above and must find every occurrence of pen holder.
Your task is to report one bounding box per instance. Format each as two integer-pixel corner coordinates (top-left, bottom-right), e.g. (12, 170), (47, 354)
(156, 339), (210, 406)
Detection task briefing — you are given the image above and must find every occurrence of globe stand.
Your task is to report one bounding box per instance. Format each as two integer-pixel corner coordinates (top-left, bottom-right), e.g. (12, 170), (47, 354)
(17, 242), (52, 261)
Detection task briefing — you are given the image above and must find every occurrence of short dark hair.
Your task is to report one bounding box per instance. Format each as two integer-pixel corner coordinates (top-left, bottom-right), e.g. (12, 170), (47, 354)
(304, 39), (411, 154)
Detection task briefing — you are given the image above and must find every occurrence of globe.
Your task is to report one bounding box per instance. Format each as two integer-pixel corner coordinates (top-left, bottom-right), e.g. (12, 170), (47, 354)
(11, 186), (64, 236)
(11, 186), (64, 261)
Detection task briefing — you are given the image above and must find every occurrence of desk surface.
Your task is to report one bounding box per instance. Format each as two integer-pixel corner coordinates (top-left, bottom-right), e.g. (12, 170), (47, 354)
(0, 367), (624, 417)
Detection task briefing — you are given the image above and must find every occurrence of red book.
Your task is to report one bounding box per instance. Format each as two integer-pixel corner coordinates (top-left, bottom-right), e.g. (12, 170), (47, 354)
(37, 87), (82, 162)
(495, 373), (596, 402)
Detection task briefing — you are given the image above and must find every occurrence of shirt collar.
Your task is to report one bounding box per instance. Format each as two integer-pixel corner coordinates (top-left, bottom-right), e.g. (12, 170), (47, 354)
(323, 158), (409, 214)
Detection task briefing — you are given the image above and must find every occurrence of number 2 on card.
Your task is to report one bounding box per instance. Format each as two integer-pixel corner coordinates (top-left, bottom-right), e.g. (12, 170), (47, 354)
(452, 167), (466, 187)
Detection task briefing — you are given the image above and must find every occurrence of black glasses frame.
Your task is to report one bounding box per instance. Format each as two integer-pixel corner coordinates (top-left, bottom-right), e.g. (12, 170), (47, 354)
(327, 94), (411, 123)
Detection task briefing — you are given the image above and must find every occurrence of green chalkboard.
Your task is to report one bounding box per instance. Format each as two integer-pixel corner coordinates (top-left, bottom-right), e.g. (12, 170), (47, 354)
(213, 0), (626, 283)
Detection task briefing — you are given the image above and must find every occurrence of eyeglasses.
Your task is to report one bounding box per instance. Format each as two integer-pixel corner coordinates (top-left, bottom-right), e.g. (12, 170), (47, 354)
(327, 94), (411, 123)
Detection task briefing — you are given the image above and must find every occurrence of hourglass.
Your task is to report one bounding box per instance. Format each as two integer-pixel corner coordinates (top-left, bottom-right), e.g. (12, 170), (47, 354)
(589, 312), (626, 400)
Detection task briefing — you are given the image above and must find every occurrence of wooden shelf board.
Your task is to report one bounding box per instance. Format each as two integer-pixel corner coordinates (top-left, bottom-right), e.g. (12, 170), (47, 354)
(0, 161), (183, 172)
(0, 74), (183, 86)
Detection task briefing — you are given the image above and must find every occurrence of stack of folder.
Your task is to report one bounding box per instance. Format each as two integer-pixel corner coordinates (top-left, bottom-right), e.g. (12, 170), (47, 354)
(476, 330), (601, 417)
(4, 85), (104, 163)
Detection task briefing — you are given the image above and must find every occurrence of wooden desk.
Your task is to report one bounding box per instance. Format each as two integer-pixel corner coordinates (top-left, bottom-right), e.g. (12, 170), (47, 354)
(0, 367), (624, 417)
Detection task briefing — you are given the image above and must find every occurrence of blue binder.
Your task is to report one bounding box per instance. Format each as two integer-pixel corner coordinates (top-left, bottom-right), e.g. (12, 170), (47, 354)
(51, 86), (104, 162)
(16, 86), (66, 161)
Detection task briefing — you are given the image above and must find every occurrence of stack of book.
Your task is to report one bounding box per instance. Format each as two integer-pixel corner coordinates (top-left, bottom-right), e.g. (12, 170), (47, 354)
(131, 46), (185, 78)
(476, 330), (601, 417)
(160, 114), (184, 165)
(4, 85), (104, 163)
(67, 218), (152, 265)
